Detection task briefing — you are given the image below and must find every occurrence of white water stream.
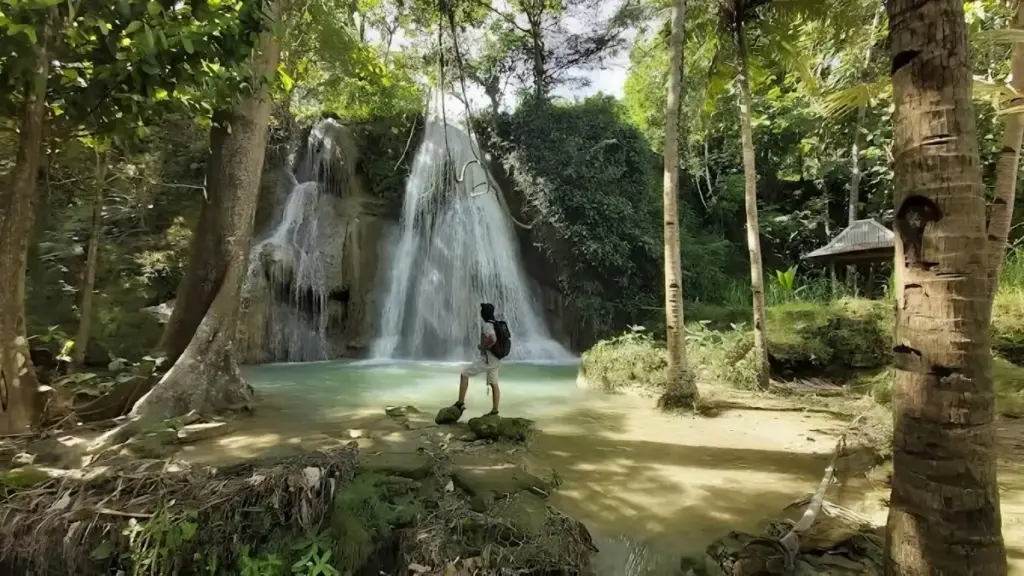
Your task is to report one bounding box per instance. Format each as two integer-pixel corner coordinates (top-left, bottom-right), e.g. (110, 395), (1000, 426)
(242, 120), (352, 362)
(372, 93), (571, 361)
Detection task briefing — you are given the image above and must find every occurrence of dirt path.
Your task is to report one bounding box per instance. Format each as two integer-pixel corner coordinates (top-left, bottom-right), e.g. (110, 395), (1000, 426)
(173, 391), (1024, 574)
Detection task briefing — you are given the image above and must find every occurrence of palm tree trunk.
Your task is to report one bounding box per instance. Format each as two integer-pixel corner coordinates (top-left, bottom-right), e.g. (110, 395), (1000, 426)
(885, 0), (1007, 573)
(735, 18), (770, 390)
(72, 151), (108, 369)
(847, 7), (883, 286)
(658, 0), (697, 408)
(0, 23), (50, 433)
(987, 1), (1024, 302)
(131, 0), (282, 420)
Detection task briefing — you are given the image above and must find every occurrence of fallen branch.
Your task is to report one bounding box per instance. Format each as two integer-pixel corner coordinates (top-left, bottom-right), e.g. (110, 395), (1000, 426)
(746, 410), (871, 569)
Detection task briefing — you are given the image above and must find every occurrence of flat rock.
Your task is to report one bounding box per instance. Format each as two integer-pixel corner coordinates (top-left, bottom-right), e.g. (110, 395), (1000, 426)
(386, 405), (422, 418)
(451, 464), (549, 507)
(361, 452), (433, 479)
(488, 491), (548, 538)
(467, 414), (536, 442)
(435, 405), (464, 425)
(176, 421), (233, 444)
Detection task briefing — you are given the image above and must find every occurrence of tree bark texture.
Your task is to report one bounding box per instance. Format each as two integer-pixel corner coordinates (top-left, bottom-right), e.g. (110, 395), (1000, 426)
(986, 1), (1024, 302)
(660, 0), (697, 405)
(735, 19), (770, 390)
(885, 0), (1007, 573)
(155, 115), (232, 365)
(0, 26), (50, 434)
(132, 1), (282, 420)
(72, 151), (108, 369)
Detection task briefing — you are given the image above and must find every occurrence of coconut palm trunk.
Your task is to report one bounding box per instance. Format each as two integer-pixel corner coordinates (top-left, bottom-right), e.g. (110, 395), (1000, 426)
(658, 0), (698, 408)
(131, 0), (283, 420)
(734, 16), (770, 390)
(885, 0), (1007, 573)
(0, 22), (50, 433)
(987, 2), (1024, 302)
(846, 7), (882, 290)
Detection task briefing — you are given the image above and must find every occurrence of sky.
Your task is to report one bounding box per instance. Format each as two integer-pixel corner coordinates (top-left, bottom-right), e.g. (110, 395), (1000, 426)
(367, 0), (636, 111)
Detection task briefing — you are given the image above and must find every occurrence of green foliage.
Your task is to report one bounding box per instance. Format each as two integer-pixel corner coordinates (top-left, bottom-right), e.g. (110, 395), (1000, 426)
(329, 473), (424, 573)
(578, 329), (668, 393)
(347, 114), (422, 203)
(289, 533), (338, 576)
(493, 96), (663, 337)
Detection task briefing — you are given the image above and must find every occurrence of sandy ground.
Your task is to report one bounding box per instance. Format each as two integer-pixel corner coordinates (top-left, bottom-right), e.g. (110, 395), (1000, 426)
(172, 388), (1024, 574)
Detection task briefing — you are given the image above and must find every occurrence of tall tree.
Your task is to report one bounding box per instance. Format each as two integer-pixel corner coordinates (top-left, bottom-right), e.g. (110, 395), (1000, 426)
(846, 6), (883, 288)
(885, 0), (1007, 572)
(133, 0), (283, 419)
(659, 0), (698, 408)
(0, 9), (50, 433)
(71, 148), (108, 369)
(731, 0), (769, 389)
(987, 1), (1024, 302)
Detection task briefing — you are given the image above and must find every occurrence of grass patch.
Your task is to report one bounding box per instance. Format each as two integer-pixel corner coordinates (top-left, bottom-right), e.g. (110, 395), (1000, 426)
(329, 472), (424, 573)
(578, 331), (668, 393)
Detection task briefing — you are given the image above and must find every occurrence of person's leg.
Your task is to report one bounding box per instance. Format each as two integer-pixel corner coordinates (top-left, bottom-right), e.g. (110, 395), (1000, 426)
(486, 362), (500, 414)
(458, 357), (487, 408)
(457, 373), (469, 407)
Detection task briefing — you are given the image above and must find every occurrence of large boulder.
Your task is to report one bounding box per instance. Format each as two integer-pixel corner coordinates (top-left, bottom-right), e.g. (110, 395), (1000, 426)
(467, 414), (535, 442)
(435, 405), (464, 425)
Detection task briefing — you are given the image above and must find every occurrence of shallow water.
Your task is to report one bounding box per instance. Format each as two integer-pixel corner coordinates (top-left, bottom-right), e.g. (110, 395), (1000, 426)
(237, 360), (877, 574)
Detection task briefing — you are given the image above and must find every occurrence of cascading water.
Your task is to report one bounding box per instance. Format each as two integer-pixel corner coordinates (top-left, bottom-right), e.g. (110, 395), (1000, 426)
(373, 94), (572, 361)
(241, 119), (356, 363)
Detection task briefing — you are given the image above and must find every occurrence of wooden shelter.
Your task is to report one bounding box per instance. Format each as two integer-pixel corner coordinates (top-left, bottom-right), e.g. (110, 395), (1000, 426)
(803, 218), (894, 265)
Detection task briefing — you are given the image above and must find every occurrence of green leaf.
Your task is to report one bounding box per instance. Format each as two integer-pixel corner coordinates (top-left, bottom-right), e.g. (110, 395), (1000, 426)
(91, 541), (115, 560)
(181, 35), (194, 54)
(124, 20), (143, 34)
(277, 64), (294, 92)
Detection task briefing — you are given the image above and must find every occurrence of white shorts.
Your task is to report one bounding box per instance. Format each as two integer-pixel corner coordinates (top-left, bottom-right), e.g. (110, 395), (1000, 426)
(461, 351), (501, 385)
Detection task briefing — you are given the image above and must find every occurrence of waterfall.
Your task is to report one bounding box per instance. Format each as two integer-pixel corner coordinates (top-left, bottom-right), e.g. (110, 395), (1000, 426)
(372, 93), (572, 361)
(241, 119), (356, 363)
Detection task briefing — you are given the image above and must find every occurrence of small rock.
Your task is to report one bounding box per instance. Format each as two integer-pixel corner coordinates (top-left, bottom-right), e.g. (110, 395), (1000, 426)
(176, 421), (233, 443)
(386, 405), (421, 418)
(435, 405), (464, 425)
(11, 452), (36, 467)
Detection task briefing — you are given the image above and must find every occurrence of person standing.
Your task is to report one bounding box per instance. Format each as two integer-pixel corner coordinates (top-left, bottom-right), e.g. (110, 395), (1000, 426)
(451, 302), (512, 417)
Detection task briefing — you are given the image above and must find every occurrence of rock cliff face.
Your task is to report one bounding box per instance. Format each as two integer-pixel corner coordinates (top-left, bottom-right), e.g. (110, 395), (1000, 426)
(239, 117), (577, 364)
(239, 120), (399, 363)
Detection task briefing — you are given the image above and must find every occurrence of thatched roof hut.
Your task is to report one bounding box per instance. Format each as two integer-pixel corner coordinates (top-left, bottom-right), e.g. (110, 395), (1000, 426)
(803, 219), (894, 265)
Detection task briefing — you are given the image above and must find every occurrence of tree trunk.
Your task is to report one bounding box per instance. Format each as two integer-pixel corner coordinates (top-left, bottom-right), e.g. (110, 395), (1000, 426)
(885, 0), (1007, 573)
(986, 1), (1024, 302)
(658, 0), (697, 408)
(0, 24), (50, 434)
(132, 1), (282, 420)
(735, 19), (770, 390)
(847, 7), (882, 285)
(155, 114), (232, 365)
(72, 151), (108, 369)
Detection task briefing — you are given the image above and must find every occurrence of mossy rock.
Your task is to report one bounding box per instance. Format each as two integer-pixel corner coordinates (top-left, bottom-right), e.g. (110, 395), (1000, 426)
(2, 466), (54, 489)
(435, 404), (464, 425)
(467, 414), (535, 442)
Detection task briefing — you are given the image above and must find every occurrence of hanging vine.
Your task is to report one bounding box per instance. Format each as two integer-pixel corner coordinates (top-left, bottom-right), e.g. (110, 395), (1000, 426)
(436, 0), (532, 229)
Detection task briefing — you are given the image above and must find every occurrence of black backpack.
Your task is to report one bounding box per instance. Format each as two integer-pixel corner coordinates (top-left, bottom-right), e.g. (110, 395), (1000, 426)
(489, 320), (512, 359)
